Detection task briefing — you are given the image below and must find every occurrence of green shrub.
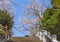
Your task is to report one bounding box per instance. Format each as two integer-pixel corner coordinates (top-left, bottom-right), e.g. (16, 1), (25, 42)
(25, 35), (30, 37)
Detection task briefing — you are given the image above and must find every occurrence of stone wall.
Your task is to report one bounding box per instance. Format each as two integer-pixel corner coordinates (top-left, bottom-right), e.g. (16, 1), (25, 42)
(36, 30), (59, 42)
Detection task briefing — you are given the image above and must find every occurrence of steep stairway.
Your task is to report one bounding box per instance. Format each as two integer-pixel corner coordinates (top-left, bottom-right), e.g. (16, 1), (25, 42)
(11, 37), (41, 42)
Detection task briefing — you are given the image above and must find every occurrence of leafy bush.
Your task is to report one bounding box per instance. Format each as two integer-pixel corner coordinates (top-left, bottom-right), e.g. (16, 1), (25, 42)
(25, 35), (30, 37)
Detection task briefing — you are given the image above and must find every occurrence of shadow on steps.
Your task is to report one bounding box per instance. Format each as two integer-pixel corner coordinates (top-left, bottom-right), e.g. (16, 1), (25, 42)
(9, 37), (42, 42)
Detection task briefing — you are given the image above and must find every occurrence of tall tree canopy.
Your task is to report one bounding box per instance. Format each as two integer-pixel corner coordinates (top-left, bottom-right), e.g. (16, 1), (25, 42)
(0, 10), (14, 37)
(42, 0), (60, 40)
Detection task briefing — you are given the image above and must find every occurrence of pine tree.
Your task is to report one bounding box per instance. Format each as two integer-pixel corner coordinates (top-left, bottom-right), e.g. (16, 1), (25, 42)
(0, 10), (14, 39)
(42, 0), (60, 40)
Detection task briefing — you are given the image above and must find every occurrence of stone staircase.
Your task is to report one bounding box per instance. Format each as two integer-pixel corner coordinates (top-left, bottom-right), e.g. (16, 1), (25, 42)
(11, 37), (41, 42)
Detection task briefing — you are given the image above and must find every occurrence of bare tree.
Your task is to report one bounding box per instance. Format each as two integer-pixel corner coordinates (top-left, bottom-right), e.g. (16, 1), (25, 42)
(22, 0), (46, 36)
(0, 0), (17, 16)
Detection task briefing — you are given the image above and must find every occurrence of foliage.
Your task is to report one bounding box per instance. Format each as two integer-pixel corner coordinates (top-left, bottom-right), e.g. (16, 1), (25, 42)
(25, 35), (30, 37)
(42, 0), (60, 40)
(0, 10), (14, 37)
(42, 8), (57, 34)
(0, 11), (14, 29)
(0, 30), (5, 36)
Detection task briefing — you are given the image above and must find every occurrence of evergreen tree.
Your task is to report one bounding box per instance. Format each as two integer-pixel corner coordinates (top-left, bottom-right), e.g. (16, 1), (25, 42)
(0, 10), (14, 38)
(42, 0), (60, 40)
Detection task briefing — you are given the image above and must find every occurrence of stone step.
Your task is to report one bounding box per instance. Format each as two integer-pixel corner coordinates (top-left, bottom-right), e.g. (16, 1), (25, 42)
(11, 37), (41, 42)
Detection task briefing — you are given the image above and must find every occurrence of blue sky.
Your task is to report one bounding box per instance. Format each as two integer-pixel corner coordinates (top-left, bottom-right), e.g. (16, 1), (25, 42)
(12, 0), (52, 37)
